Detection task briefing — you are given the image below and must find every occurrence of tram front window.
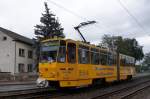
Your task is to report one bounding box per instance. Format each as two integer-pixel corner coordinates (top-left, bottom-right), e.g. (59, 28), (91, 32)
(40, 40), (66, 63)
(41, 46), (58, 62)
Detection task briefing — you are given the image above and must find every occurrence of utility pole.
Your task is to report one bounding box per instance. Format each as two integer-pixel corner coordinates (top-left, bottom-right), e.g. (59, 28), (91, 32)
(74, 21), (96, 43)
(111, 34), (120, 81)
(116, 47), (120, 81)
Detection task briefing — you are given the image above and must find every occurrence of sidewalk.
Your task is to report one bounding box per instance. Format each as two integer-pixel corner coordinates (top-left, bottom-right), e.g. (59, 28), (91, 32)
(0, 80), (36, 86)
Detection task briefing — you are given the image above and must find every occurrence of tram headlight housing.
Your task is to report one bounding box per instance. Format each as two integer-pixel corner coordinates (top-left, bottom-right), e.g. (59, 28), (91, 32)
(36, 78), (49, 88)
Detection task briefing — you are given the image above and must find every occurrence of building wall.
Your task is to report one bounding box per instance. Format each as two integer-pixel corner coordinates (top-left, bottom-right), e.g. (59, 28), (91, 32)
(0, 30), (37, 77)
(0, 31), (15, 74)
(15, 41), (35, 74)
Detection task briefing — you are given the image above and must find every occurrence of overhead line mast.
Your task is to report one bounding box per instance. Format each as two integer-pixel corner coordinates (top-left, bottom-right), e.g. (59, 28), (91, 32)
(74, 21), (96, 43)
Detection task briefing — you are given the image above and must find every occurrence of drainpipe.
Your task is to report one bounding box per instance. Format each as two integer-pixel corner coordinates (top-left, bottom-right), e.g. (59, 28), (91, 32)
(14, 41), (16, 80)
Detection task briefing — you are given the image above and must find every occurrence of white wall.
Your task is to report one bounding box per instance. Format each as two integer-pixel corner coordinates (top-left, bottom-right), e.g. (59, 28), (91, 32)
(15, 42), (34, 73)
(0, 31), (36, 75)
(0, 31), (15, 74)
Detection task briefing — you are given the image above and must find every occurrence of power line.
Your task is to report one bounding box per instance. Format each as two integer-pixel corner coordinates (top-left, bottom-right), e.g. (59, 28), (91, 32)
(46, 0), (88, 21)
(117, 0), (147, 34)
(46, 0), (113, 33)
(46, 0), (143, 38)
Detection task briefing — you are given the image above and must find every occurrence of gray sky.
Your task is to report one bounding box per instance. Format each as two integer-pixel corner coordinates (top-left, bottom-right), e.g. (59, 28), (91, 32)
(0, 0), (150, 53)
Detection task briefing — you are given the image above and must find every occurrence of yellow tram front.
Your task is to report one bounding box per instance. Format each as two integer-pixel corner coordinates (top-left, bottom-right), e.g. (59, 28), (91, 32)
(37, 39), (78, 87)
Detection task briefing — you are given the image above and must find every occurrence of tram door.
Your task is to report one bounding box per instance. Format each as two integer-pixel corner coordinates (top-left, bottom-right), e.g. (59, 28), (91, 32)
(66, 42), (77, 80)
(59, 42), (77, 81)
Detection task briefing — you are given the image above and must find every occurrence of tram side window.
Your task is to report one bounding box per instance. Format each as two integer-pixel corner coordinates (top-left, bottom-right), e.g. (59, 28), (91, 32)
(108, 52), (117, 66)
(120, 55), (126, 66)
(100, 51), (107, 65)
(57, 41), (66, 63)
(131, 58), (135, 66)
(113, 54), (117, 65)
(78, 45), (90, 64)
(125, 57), (129, 66)
(126, 57), (135, 66)
(67, 43), (76, 63)
(91, 48), (99, 65)
(108, 52), (113, 66)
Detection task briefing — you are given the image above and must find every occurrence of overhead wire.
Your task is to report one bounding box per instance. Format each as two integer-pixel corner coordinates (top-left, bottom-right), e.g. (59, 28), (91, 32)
(116, 0), (147, 34)
(46, 0), (88, 21)
(46, 0), (114, 34)
(46, 0), (147, 38)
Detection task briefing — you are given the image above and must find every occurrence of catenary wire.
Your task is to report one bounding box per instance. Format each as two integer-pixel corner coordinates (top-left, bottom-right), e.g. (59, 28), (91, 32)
(46, 0), (114, 34)
(116, 0), (147, 34)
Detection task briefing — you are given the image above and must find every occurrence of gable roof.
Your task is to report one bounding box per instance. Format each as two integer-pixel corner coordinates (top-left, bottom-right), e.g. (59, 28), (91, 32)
(0, 27), (33, 45)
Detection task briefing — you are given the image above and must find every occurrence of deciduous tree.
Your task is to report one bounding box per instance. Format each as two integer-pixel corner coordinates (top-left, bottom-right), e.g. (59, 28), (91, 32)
(143, 52), (150, 66)
(102, 35), (144, 61)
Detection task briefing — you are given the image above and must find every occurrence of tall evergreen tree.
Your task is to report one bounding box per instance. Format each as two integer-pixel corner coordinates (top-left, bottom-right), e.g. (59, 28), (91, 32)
(34, 2), (65, 38)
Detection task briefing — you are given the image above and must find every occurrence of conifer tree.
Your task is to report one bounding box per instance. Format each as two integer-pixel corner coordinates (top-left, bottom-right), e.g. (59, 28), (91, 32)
(34, 2), (65, 38)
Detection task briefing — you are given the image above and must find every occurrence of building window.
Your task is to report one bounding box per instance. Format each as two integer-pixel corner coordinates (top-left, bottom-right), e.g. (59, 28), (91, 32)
(18, 63), (25, 73)
(3, 36), (7, 41)
(28, 50), (33, 58)
(27, 64), (33, 72)
(19, 48), (25, 57)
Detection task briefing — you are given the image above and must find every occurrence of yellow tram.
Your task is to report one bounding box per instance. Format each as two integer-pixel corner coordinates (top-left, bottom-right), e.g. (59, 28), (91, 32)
(37, 38), (136, 87)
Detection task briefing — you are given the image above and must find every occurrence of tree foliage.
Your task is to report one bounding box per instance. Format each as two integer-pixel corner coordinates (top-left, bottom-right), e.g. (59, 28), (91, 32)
(143, 52), (150, 66)
(34, 2), (65, 38)
(102, 34), (144, 61)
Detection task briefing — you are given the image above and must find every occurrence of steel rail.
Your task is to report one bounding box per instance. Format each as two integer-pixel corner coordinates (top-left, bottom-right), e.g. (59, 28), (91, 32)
(0, 74), (150, 99)
(0, 87), (56, 98)
(121, 84), (150, 99)
(91, 79), (150, 99)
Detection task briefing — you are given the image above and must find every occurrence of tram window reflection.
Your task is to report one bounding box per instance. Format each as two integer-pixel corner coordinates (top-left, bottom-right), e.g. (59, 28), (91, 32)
(91, 48), (99, 65)
(100, 51), (107, 65)
(68, 43), (76, 63)
(57, 40), (66, 63)
(78, 45), (90, 64)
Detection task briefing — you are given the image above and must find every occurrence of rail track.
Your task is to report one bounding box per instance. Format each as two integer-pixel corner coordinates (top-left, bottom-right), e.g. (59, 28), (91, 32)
(0, 87), (55, 99)
(120, 84), (150, 99)
(91, 79), (150, 99)
(0, 86), (71, 99)
(0, 75), (150, 99)
(48, 76), (150, 99)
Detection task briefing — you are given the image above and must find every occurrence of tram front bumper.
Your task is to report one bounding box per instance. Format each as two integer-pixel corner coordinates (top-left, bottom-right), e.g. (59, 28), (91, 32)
(36, 78), (49, 88)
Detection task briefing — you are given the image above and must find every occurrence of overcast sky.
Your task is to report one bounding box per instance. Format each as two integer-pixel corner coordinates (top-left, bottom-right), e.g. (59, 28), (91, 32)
(0, 0), (150, 53)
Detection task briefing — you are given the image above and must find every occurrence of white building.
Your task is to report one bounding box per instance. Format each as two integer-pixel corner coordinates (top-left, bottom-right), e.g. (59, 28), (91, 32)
(0, 27), (36, 77)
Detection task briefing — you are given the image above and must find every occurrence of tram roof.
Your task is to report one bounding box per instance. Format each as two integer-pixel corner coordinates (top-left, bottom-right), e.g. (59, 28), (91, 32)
(41, 38), (114, 52)
(120, 53), (135, 59)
